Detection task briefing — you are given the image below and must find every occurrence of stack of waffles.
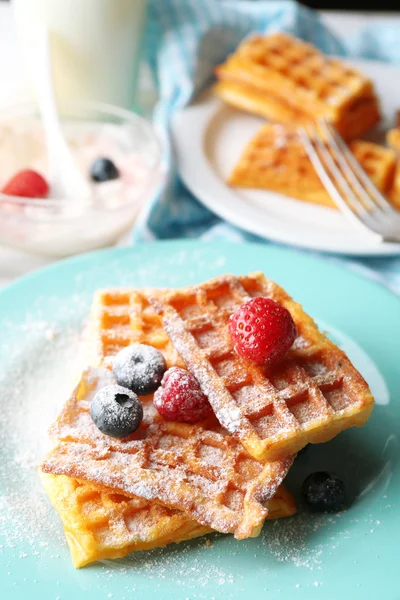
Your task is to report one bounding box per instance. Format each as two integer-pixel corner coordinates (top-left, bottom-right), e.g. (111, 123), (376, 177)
(215, 33), (380, 140)
(214, 32), (400, 211)
(229, 123), (400, 210)
(40, 273), (374, 567)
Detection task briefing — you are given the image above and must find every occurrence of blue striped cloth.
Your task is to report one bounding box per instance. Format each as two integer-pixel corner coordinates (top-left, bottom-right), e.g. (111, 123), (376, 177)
(134, 0), (400, 294)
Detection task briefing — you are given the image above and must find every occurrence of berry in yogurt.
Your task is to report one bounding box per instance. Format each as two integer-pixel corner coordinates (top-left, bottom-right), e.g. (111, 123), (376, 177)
(90, 157), (120, 182)
(1, 169), (49, 199)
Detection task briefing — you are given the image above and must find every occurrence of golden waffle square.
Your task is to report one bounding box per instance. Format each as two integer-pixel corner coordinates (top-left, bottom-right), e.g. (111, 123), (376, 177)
(39, 473), (294, 568)
(39, 472), (210, 568)
(41, 365), (293, 540)
(229, 123), (397, 209)
(151, 273), (374, 462)
(86, 288), (184, 369)
(42, 290), (207, 568)
(215, 33), (380, 139)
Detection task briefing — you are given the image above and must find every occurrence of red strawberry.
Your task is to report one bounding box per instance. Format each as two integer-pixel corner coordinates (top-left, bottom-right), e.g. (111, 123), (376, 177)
(229, 297), (297, 365)
(1, 170), (49, 199)
(153, 367), (212, 423)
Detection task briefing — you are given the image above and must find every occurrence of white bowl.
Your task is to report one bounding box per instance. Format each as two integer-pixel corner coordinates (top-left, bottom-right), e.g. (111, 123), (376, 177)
(0, 101), (162, 257)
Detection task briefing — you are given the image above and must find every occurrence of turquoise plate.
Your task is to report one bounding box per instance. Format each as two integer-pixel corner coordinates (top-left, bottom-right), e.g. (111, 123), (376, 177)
(0, 241), (399, 600)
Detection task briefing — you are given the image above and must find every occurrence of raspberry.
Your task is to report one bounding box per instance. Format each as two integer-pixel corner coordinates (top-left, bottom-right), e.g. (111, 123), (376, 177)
(153, 367), (212, 423)
(229, 297), (297, 364)
(1, 169), (49, 199)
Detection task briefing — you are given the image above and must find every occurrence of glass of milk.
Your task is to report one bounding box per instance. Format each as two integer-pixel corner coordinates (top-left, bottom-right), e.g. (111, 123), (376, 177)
(13, 0), (147, 109)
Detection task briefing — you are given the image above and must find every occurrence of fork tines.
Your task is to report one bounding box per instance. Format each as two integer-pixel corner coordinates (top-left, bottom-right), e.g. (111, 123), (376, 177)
(300, 119), (400, 242)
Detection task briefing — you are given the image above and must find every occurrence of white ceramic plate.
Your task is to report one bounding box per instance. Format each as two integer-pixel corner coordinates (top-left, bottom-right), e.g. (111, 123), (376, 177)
(172, 60), (400, 256)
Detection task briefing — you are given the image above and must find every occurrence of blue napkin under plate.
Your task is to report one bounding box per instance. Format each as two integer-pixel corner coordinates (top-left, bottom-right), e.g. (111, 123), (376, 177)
(134, 0), (400, 294)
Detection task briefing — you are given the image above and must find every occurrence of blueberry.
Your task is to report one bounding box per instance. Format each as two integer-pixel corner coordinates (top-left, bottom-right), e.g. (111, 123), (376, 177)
(302, 471), (346, 513)
(90, 384), (143, 438)
(113, 344), (167, 396)
(90, 157), (119, 182)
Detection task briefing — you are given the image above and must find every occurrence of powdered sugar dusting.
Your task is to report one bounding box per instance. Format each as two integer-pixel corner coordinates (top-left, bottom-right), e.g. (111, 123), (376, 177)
(0, 245), (393, 597)
(217, 406), (245, 434)
(41, 365), (290, 536)
(0, 293), (87, 559)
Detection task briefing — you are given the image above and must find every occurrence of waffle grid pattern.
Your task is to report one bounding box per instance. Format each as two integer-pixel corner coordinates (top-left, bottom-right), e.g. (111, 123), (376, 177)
(42, 365), (292, 539)
(40, 472), (208, 567)
(350, 141), (396, 192)
(88, 288), (184, 369)
(234, 34), (369, 111)
(40, 471), (294, 568)
(215, 33), (380, 139)
(391, 163), (400, 210)
(229, 124), (398, 210)
(151, 273), (374, 461)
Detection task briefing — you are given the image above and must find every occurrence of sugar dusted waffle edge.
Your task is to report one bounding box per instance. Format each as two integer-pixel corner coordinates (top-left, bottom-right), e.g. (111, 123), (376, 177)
(39, 471), (211, 568)
(214, 33), (380, 140)
(39, 472), (295, 568)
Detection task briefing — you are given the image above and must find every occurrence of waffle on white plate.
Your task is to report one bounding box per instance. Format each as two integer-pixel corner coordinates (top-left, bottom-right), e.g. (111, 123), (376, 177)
(228, 123), (399, 210)
(215, 33), (380, 140)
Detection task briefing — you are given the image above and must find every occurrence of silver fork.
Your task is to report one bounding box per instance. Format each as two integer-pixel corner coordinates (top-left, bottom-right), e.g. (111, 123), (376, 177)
(299, 118), (400, 243)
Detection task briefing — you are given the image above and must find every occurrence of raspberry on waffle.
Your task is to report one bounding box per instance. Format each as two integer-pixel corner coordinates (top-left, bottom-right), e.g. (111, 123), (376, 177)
(215, 33), (380, 139)
(150, 273), (374, 461)
(228, 123), (397, 210)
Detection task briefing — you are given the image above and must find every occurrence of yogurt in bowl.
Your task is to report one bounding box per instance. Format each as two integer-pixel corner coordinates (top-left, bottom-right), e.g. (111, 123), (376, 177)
(0, 101), (162, 257)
